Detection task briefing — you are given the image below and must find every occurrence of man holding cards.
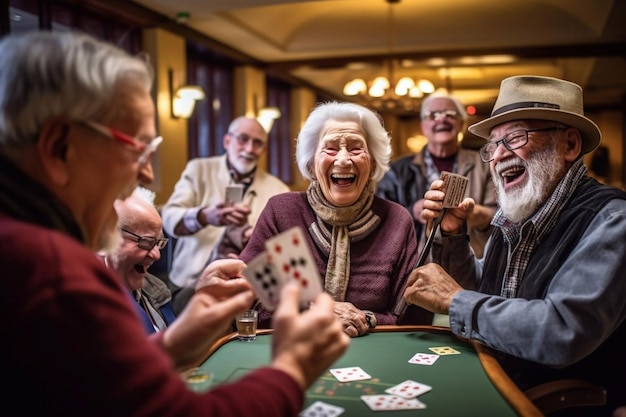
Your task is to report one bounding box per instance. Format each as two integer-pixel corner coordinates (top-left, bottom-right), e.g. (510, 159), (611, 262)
(0, 31), (348, 417)
(404, 75), (626, 415)
(162, 116), (289, 313)
(240, 101), (433, 337)
(376, 92), (496, 258)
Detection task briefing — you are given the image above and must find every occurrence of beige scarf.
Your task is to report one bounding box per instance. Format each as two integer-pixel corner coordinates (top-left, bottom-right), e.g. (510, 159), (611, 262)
(306, 181), (381, 301)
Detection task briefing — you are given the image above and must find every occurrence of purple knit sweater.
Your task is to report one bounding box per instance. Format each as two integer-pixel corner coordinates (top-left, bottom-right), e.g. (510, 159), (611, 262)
(240, 192), (433, 327)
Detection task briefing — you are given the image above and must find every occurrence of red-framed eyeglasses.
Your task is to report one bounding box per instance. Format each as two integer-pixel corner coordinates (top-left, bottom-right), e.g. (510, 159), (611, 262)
(82, 120), (163, 165)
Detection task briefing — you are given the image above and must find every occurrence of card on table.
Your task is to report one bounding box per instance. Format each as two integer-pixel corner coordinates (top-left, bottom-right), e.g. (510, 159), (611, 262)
(440, 171), (469, 208)
(299, 401), (345, 417)
(241, 251), (283, 311)
(264, 226), (323, 309)
(429, 346), (461, 355)
(360, 394), (426, 411)
(225, 184), (244, 205)
(408, 352), (440, 366)
(385, 380), (432, 399)
(329, 366), (372, 382)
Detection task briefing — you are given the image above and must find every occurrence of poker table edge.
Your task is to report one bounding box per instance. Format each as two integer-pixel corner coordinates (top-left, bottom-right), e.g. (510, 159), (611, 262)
(193, 325), (544, 417)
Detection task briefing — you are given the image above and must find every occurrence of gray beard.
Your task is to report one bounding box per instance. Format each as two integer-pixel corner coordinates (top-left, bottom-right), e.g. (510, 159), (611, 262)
(494, 143), (563, 224)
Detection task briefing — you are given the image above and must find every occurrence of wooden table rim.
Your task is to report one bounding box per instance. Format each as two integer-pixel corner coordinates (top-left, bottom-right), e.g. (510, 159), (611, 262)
(194, 324), (544, 417)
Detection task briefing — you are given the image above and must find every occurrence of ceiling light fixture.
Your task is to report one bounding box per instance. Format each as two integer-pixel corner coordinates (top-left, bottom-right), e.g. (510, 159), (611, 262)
(343, 0), (434, 111)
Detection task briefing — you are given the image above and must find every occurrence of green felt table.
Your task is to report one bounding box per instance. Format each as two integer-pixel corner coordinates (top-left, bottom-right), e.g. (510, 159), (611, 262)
(194, 325), (541, 417)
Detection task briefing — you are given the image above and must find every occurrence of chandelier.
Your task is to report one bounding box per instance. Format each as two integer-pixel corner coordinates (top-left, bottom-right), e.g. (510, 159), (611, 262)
(342, 0), (435, 111)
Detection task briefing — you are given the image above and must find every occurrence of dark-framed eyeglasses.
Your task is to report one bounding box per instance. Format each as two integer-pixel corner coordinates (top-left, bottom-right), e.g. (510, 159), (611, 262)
(82, 121), (163, 165)
(479, 127), (569, 162)
(228, 132), (266, 150)
(422, 109), (460, 121)
(121, 228), (168, 251)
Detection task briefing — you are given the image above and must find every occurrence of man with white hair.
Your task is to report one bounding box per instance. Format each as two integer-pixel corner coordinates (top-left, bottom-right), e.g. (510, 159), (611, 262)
(0, 30), (348, 417)
(404, 75), (626, 415)
(103, 187), (175, 333)
(162, 116), (290, 313)
(376, 92), (496, 258)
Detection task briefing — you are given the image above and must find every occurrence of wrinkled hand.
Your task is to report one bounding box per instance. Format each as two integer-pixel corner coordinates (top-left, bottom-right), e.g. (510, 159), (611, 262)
(201, 202), (251, 227)
(422, 179), (475, 235)
(333, 301), (370, 337)
(271, 282), (350, 390)
(162, 281), (254, 370)
(403, 263), (462, 315)
(195, 259), (252, 298)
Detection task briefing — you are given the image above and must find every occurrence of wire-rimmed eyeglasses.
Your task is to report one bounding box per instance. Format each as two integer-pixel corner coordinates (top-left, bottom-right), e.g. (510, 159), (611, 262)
(422, 109), (460, 121)
(228, 132), (266, 150)
(82, 121), (163, 165)
(479, 127), (569, 162)
(121, 228), (168, 251)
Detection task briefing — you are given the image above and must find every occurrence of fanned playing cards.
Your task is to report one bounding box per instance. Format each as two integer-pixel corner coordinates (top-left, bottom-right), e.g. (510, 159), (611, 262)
(242, 226), (323, 311)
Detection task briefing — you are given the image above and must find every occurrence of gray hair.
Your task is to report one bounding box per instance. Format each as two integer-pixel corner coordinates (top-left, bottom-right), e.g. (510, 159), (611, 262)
(296, 101), (392, 183)
(0, 31), (153, 147)
(420, 92), (468, 122)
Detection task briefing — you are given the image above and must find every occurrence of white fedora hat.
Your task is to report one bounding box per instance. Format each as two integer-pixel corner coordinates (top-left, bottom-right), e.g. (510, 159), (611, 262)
(469, 75), (601, 154)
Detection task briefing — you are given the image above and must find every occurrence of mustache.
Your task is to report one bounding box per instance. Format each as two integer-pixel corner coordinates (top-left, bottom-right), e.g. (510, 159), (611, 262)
(238, 151), (257, 159)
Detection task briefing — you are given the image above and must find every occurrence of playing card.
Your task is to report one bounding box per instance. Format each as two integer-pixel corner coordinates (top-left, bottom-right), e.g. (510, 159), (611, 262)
(385, 380), (432, 399)
(440, 171), (469, 208)
(329, 366), (372, 382)
(408, 352), (440, 366)
(265, 226), (323, 309)
(429, 346), (461, 355)
(299, 401), (345, 417)
(225, 184), (244, 205)
(241, 251), (284, 311)
(360, 394), (426, 411)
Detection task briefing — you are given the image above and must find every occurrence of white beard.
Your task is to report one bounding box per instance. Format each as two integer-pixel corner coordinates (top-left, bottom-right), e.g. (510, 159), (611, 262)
(231, 151), (257, 175)
(494, 141), (564, 224)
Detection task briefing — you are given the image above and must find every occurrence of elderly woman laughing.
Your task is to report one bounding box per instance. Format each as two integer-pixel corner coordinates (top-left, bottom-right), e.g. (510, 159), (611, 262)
(240, 102), (433, 337)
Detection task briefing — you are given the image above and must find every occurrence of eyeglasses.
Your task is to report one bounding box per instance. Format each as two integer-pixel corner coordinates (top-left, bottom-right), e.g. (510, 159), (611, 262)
(422, 109), (460, 121)
(479, 127), (569, 162)
(228, 132), (266, 150)
(121, 228), (168, 251)
(82, 121), (163, 165)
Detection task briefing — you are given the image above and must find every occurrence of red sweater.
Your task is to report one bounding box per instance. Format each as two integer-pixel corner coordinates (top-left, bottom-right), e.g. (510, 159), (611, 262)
(0, 215), (302, 416)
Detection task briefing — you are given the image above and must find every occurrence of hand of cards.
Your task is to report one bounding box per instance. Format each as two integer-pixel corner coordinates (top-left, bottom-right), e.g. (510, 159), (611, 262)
(242, 226), (323, 311)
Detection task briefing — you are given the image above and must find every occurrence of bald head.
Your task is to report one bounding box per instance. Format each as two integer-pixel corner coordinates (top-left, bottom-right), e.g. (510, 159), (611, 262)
(106, 187), (165, 292)
(114, 188), (161, 229)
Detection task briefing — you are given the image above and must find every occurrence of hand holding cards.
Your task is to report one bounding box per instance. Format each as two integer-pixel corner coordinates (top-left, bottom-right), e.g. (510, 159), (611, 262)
(242, 226), (323, 311)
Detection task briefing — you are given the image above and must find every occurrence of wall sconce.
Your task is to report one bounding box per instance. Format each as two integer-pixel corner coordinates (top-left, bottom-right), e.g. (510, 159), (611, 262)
(169, 69), (206, 119)
(256, 106), (281, 133)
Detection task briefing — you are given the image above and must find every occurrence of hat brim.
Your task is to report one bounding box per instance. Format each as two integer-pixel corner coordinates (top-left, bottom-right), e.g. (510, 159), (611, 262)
(468, 108), (601, 155)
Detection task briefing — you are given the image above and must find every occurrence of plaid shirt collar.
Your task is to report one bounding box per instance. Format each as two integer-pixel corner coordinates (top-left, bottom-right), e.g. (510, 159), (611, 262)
(492, 158), (587, 297)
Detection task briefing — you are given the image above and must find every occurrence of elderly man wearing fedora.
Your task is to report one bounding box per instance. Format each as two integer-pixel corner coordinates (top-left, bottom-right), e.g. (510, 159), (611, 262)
(403, 75), (626, 415)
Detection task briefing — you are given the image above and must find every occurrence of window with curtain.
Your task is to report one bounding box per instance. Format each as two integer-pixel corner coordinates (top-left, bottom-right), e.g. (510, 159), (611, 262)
(266, 76), (293, 184)
(186, 41), (235, 159)
(8, 0), (141, 54)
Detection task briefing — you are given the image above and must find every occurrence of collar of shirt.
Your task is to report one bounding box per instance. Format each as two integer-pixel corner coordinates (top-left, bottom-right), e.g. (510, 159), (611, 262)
(492, 158), (587, 297)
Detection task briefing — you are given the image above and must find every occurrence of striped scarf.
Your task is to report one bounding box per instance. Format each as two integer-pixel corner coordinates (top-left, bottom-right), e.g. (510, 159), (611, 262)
(306, 181), (381, 301)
